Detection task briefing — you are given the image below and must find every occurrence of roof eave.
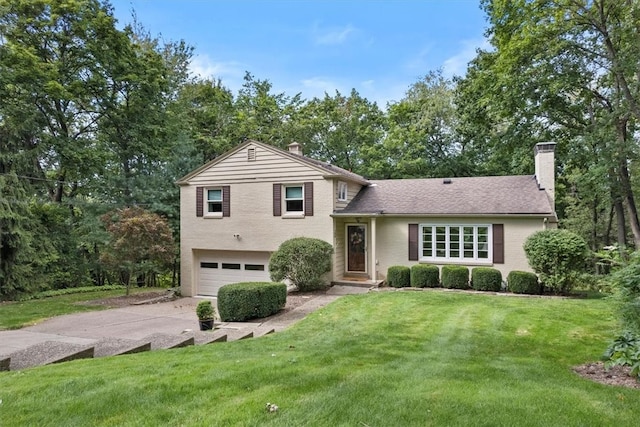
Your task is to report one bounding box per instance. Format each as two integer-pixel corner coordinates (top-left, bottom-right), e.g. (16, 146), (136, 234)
(332, 212), (555, 218)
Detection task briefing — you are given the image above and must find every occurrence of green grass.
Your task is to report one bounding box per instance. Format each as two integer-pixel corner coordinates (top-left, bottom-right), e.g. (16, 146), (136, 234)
(1, 292), (638, 426)
(0, 287), (164, 330)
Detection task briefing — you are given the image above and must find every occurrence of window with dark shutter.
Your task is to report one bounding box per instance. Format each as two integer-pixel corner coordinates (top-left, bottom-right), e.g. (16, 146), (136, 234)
(408, 224), (418, 260)
(492, 224), (504, 264)
(273, 183), (282, 216)
(304, 182), (313, 216)
(196, 187), (204, 217)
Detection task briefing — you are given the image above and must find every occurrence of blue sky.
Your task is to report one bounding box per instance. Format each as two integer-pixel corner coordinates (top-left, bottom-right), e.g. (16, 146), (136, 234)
(109, 0), (489, 107)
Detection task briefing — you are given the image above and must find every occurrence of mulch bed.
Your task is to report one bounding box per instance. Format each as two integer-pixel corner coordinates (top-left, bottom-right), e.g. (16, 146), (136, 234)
(573, 362), (640, 389)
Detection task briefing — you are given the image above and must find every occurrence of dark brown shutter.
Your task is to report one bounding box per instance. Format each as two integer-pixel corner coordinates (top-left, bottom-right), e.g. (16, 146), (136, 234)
(196, 187), (204, 217)
(222, 186), (230, 217)
(273, 183), (281, 216)
(493, 224), (504, 264)
(408, 224), (419, 261)
(304, 182), (314, 216)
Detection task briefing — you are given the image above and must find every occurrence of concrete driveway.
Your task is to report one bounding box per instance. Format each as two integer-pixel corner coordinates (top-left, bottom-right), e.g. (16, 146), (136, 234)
(0, 286), (364, 357)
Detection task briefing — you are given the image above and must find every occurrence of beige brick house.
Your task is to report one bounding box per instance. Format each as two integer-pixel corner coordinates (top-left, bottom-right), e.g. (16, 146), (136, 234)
(177, 140), (556, 296)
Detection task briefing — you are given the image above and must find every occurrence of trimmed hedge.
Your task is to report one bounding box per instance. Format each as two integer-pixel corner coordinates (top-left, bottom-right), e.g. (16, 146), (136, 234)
(441, 265), (469, 289)
(387, 266), (410, 288)
(411, 264), (440, 288)
(471, 267), (502, 292)
(507, 271), (541, 295)
(218, 282), (287, 322)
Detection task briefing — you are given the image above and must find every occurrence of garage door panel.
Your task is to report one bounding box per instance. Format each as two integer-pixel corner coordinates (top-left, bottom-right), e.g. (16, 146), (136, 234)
(198, 251), (271, 296)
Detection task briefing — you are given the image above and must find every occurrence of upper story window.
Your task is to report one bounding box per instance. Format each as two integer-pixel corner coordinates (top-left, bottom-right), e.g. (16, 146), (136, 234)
(207, 188), (223, 215)
(337, 181), (348, 201)
(420, 224), (491, 263)
(285, 185), (304, 213)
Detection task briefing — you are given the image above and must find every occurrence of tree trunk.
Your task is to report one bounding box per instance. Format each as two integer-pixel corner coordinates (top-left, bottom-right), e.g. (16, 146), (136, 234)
(615, 120), (640, 248)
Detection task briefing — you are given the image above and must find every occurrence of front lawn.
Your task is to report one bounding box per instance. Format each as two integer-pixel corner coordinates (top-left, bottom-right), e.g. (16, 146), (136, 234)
(1, 291), (637, 426)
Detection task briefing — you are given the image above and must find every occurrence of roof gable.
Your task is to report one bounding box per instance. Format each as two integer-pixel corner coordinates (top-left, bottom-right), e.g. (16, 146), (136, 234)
(177, 139), (368, 185)
(337, 175), (554, 216)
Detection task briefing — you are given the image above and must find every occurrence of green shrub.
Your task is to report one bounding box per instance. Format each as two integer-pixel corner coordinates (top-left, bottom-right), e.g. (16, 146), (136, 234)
(387, 266), (410, 288)
(196, 300), (215, 320)
(218, 282), (286, 322)
(524, 229), (589, 294)
(610, 252), (640, 334)
(603, 331), (640, 379)
(441, 265), (469, 289)
(471, 267), (502, 292)
(269, 237), (333, 291)
(507, 271), (541, 295)
(410, 264), (439, 288)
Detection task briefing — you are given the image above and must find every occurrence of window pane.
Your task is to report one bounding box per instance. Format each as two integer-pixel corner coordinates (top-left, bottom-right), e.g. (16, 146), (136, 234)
(285, 186), (303, 199)
(208, 189), (222, 201)
(221, 263), (241, 270)
(478, 226), (488, 256)
(286, 200), (303, 212)
(450, 227), (460, 258)
(463, 227), (474, 258)
(436, 226), (446, 257)
(200, 262), (218, 268)
(208, 202), (222, 213)
(245, 264), (265, 271)
(422, 227), (432, 257)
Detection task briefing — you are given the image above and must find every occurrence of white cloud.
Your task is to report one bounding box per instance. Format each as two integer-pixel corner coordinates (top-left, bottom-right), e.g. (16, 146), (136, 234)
(313, 23), (356, 45)
(404, 45), (435, 72)
(299, 77), (345, 99)
(442, 38), (491, 78)
(188, 54), (245, 90)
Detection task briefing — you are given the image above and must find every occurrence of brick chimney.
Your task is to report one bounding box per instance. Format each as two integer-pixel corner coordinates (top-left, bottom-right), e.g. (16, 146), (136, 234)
(288, 142), (303, 156)
(534, 142), (556, 204)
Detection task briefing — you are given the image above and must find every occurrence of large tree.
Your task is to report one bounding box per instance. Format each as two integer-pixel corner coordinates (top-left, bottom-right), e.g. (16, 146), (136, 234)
(382, 71), (475, 179)
(0, 0), (133, 203)
(299, 89), (386, 177)
(458, 0), (640, 250)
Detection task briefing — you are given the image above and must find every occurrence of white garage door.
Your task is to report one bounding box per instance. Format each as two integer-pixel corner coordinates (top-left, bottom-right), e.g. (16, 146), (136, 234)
(198, 251), (271, 296)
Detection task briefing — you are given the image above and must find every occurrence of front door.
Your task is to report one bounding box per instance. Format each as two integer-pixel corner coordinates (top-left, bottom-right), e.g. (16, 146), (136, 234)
(346, 224), (367, 273)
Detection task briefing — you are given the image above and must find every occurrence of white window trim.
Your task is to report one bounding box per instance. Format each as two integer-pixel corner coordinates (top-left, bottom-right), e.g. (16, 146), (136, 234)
(337, 181), (348, 201)
(205, 187), (223, 218)
(283, 184), (305, 217)
(419, 224), (492, 264)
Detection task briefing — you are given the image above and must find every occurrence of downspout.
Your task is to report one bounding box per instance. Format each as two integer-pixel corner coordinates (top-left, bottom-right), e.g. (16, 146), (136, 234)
(371, 217), (377, 280)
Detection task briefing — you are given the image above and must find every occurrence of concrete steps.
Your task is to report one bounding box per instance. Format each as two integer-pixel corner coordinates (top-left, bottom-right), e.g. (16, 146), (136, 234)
(93, 338), (151, 358)
(7, 341), (95, 371)
(2, 324), (275, 371)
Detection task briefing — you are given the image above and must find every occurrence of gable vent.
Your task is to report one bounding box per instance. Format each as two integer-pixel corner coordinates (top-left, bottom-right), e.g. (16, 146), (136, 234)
(443, 178), (452, 184)
(247, 147), (256, 161)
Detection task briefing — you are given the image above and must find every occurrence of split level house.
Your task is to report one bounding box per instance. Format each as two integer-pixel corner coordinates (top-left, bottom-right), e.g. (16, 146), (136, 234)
(177, 140), (557, 297)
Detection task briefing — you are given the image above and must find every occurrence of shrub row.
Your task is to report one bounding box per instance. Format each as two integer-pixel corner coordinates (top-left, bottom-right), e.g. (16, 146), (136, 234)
(385, 265), (540, 295)
(217, 282), (287, 322)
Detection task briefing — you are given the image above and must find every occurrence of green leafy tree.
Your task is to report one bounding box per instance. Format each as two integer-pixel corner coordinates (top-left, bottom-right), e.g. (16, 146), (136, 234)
(460, 0), (640, 251)
(100, 207), (175, 295)
(231, 72), (306, 148)
(382, 71), (474, 179)
(0, 0), (132, 203)
(269, 237), (333, 291)
(179, 79), (235, 163)
(300, 89), (386, 176)
(524, 229), (589, 294)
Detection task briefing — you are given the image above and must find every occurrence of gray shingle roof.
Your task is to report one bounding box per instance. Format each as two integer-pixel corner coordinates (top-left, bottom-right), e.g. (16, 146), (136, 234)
(336, 175), (554, 216)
